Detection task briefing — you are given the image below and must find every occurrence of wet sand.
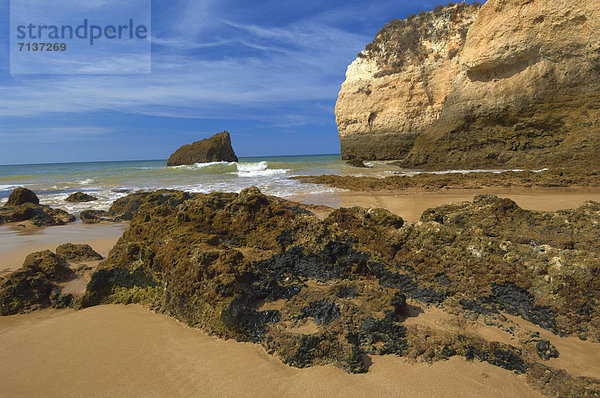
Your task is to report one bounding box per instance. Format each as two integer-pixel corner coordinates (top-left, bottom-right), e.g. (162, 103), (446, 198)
(0, 305), (541, 398)
(0, 221), (127, 273)
(294, 188), (600, 221)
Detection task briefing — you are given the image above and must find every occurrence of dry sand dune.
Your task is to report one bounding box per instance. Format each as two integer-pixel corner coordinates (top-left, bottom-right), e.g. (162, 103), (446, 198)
(0, 305), (541, 398)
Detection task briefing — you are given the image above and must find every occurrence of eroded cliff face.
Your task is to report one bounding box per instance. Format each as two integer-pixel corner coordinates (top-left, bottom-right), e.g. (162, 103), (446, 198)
(336, 3), (481, 160)
(405, 0), (600, 168)
(338, 0), (600, 168)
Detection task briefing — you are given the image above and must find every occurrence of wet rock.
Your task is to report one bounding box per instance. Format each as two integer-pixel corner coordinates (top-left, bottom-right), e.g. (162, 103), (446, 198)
(55, 243), (103, 262)
(0, 203), (75, 227)
(5, 187), (39, 206)
(346, 159), (369, 168)
(167, 131), (238, 166)
(80, 210), (111, 224)
(65, 192), (97, 202)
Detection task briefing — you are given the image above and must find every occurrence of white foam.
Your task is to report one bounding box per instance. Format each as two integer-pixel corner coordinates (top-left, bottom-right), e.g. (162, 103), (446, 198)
(234, 161), (289, 177)
(171, 161), (236, 170)
(79, 179), (95, 185)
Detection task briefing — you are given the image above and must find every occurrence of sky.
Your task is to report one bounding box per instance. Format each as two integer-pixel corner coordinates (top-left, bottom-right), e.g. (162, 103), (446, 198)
(0, 0), (475, 165)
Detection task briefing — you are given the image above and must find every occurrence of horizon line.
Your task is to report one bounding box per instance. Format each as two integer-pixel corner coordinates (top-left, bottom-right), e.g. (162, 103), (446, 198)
(0, 153), (342, 167)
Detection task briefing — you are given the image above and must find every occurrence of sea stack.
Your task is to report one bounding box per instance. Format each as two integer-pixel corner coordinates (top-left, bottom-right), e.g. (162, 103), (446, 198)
(336, 0), (600, 169)
(167, 131), (238, 166)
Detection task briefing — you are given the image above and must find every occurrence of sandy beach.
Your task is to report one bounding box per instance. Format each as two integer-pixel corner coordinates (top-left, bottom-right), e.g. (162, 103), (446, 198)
(295, 187), (600, 222)
(0, 304), (541, 398)
(0, 221), (127, 273)
(1, 188), (600, 397)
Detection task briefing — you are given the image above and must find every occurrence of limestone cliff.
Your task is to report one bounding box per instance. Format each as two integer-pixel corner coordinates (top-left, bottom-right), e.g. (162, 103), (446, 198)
(336, 3), (481, 160)
(337, 0), (600, 168)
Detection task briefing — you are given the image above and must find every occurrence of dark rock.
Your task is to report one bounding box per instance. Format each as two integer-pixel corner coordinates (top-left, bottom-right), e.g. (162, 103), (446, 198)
(221, 296), (281, 343)
(299, 299), (341, 326)
(359, 313), (407, 355)
(80, 210), (110, 224)
(55, 243), (103, 262)
(0, 250), (74, 315)
(5, 188), (39, 206)
(0, 203), (75, 227)
(65, 192), (97, 202)
(346, 159), (370, 168)
(22, 250), (72, 281)
(285, 336), (322, 368)
(465, 346), (528, 374)
(536, 340), (559, 360)
(167, 131), (238, 166)
(336, 285), (358, 299)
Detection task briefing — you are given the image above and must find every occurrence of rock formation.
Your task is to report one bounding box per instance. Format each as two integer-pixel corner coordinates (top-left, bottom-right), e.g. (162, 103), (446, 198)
(65, 192), (97, 203)
(0, 188), (75, 227)
(167, 131), (238, 166)
(336, 3), (481, 160)
(346, 159), (369, 168)
(337, 0), (600, 169)
(2, 188), (600, 394)
(5, 187), (39, 206)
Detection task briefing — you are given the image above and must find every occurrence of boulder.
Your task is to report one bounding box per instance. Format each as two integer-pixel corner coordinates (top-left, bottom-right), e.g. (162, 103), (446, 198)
(55, 243), (103, 262)
(65, 192), (97, 203)
(167, 131), (238, 166)
(346, 159), (369, 168)
(0, 203), (75, 227)
(5, 187), (39, 206)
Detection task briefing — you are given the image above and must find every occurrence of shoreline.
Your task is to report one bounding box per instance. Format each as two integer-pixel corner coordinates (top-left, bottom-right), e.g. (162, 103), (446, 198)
(0, 220), (127, 273)
(291, 186), (600, 222)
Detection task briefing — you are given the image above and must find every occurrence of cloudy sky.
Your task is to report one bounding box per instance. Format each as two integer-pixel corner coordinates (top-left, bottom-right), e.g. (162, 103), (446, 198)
(0, 0), (471, 165)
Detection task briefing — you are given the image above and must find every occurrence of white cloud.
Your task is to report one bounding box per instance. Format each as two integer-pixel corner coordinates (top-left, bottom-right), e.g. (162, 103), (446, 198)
(0, 126), (113, 143)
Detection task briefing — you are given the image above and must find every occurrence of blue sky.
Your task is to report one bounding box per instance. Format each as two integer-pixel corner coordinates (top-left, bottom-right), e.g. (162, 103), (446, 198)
(0, 0), (473, 165)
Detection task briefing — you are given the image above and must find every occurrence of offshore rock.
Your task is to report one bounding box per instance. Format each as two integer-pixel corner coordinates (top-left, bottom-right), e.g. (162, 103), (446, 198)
(167, 131), (238, 166)
(65, 192), (97, 203)
(1, 188), (75, 227)
(5, 187), (39, 206)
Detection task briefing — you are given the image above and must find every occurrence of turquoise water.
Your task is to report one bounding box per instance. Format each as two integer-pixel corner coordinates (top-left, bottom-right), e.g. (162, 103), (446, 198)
(0, 155), (402, 213)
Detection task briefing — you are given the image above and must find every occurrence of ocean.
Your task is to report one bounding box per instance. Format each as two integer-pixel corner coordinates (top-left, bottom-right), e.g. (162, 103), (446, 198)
(0, 154), (403, 214)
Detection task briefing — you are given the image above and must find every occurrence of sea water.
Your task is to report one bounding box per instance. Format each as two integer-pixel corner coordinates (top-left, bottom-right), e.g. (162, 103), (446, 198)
(0, 155), (405, 214)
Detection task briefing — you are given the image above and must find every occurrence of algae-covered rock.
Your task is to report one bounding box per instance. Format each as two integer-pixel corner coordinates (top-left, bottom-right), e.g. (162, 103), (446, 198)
(55, 243), (103, 262)
(0, 250), (73, 315)
(48, 188), (600, 394)
(1, 188), (75, 227)
(65, 192), (97, 203)
(5, 187), (39, 206)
